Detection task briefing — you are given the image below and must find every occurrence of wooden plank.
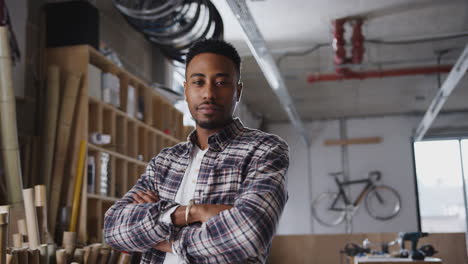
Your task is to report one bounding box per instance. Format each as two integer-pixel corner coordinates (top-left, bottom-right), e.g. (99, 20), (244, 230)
(143, 85), (153, 126)
(324, 137), (382, 146)
(23, 188), (40, 249)
(102, 109), (116, 151)
(66, 76), (89, 209)
(86, 199), (101, 243)
(147, 131), (156, 160)
(88, 101), (102, 134)
(119, 75), (128, 113)
(41, 65), (60, 193)
(127, 121), (137, 159)
(116, 115), (127, 155)
(109, 157), (116, 198)
(127, 164), (137, 190)
(115, 160), (127, 198)
(86, 194), (118, 203)
(137, 126), (147, 161)
(48, 72), (81, 236)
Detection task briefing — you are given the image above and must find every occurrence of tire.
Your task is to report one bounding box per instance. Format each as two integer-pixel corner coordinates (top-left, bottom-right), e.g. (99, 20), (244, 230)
(311, 192), (346, 226)
(365, 185), (401, 220)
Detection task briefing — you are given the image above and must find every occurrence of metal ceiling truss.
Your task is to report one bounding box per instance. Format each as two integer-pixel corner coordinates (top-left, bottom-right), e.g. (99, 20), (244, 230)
(226, 0), (309, 145)
(414, 43), (468, 141)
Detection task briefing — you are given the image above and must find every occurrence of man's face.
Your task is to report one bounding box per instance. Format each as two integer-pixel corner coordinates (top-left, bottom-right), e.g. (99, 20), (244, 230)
(184, 53), (242, 130)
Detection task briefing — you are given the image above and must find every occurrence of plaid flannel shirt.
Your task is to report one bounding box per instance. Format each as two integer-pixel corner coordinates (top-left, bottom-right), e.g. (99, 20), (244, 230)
(104, 118), (289, 263)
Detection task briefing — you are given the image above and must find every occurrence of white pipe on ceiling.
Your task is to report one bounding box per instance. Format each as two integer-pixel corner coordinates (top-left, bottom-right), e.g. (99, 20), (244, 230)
(225, 0), (309, 145)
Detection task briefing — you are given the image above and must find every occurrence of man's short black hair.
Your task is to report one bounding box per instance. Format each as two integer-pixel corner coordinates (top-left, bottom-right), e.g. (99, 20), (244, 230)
(186, 39), (241, 78)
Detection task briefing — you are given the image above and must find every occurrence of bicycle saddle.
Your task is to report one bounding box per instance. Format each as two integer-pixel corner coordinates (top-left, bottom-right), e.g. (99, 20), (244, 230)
(328, 172), (343, 177)
(368, 171), (382, 181)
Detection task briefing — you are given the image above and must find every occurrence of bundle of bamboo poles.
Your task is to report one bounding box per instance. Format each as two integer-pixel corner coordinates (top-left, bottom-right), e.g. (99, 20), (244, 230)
(2, 184), (133, 264)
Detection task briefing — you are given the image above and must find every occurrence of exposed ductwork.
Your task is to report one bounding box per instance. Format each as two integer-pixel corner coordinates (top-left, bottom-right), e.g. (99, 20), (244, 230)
(308, 18), (461, 83)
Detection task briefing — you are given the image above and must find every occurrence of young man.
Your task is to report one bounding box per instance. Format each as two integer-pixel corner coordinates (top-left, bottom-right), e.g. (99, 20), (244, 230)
(104, 39), (289, 263)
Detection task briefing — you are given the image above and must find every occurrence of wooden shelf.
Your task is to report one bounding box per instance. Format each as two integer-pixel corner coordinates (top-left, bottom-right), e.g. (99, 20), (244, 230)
(88, 96), (180, 144)
(46, 44), (184, 244)
(87, 193), (119, 202)
(88, 143), (146, 167)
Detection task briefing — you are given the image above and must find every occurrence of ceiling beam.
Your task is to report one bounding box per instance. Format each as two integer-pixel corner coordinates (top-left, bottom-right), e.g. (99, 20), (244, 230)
(225, 0), (309, 145)
(414, 43), (468, 141)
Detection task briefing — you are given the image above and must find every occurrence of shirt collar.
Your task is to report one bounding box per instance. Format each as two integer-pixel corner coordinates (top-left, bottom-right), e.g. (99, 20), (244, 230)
(186, 118), (244, 152)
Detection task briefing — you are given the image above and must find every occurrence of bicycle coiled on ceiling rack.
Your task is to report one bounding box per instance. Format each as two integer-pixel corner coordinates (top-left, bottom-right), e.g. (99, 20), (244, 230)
(112, 0), (224, 64)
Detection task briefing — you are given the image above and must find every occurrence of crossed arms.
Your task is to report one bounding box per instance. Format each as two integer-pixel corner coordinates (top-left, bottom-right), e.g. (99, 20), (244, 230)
(104, 142), (289, 263)
(132, 190), (233, 253)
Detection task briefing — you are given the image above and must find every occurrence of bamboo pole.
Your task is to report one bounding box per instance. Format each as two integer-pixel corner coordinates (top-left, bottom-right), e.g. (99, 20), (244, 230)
(107, 249), (120, 264)
(66, 78), (87, 209)
(22, 189), (39, 249)
(48, 72), (81, 236)
(14, 248), (27, 264)
(117, 252), (131, 264)
(72, 248), (84, 263)
(41, 66), (60, 193)
(37, 245), (47, 264)
(34, 185), (52, 244)
(5, 249), (17, 264)
(87, 244), (101, 264)
(0, 213), (7, 264)
(27, 249), (39, 264)
(17, 219), (26, 237)
(62, 231), (76, 257)
(55, 249), (66, 264)
(47, 243), (56, 264)
(70, 141), (86, 233)
(0, 23), (23, 224)
(5, 254), (13, 264)
(11, 234), (21, 248)
(98, 247), (110, 264)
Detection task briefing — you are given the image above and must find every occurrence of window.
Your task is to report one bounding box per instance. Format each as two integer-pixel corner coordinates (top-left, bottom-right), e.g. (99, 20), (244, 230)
(414, 139), (468, 233)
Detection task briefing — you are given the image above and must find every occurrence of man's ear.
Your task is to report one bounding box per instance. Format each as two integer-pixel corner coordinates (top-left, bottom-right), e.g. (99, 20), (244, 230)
(183, 81), (188, 100)
(236, 82), (243, 102)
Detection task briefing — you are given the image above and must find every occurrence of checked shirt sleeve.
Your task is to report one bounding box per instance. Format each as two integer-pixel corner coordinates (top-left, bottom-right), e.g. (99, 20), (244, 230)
(172, 138), (289, 263)
(103, 156), (179, 252)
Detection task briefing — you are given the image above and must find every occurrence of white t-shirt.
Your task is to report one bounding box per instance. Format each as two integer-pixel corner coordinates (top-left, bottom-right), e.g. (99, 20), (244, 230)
(162, 144), (208, 264)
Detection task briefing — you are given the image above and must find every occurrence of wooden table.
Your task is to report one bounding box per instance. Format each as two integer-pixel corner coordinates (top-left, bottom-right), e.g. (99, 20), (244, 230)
(353, 256), (442, 264)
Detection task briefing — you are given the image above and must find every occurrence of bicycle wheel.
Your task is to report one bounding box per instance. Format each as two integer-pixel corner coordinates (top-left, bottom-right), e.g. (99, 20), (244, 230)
(311, 192), (346, 226)
(365, 185), (401, 220)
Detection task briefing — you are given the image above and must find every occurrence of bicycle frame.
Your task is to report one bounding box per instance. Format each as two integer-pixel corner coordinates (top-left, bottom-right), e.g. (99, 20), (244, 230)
(329, 177), (375, 210)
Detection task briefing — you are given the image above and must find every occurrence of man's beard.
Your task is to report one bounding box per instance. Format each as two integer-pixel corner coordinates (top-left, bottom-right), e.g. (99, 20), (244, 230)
(195, 117), (231, 130)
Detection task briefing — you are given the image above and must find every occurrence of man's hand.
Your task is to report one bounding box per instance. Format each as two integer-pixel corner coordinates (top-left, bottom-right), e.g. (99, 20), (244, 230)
(132, 190), (159, 204)
(133, 190), (173, 253)
(171, 204), (233, 226)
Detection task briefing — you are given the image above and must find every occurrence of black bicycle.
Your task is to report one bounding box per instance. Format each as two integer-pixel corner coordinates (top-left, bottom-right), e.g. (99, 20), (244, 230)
(312, 171), (401, 226)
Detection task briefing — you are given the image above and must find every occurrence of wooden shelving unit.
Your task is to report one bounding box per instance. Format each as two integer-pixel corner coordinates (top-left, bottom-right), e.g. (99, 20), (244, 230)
(46, 45), (185, 243)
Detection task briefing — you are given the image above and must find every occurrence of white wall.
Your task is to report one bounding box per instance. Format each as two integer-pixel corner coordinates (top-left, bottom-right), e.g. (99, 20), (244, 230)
(267, 112), (468, 235)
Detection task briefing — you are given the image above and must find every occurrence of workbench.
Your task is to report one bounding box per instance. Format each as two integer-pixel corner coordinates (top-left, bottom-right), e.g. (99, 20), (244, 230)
(353, 256), (442, 264)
